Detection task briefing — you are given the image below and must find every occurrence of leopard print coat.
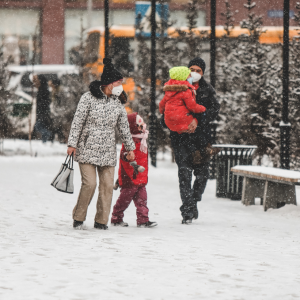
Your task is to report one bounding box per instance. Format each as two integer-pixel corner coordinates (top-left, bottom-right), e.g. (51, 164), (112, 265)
(68, 87), (135, 167)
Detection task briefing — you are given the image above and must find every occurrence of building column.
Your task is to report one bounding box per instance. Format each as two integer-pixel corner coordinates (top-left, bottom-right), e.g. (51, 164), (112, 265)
(41, 0), (64, 64)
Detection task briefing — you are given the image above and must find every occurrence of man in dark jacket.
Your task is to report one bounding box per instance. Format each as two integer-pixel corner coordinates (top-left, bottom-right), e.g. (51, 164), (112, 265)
(32, 74), (52, 143)
(168, 57), (220, 224)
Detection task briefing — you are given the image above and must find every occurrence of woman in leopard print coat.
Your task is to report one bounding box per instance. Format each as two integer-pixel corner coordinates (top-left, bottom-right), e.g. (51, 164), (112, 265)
(67, 84), (135, 166)
(67, 58), (135, 230)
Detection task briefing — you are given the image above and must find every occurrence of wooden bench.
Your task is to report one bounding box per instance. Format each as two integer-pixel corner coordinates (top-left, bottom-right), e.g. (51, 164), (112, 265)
(231, 166), (299, 211)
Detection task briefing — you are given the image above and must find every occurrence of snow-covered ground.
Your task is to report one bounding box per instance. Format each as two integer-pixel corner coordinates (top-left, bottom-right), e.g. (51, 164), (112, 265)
(1, 142), (300, 300)
(1, 139), (66, 156)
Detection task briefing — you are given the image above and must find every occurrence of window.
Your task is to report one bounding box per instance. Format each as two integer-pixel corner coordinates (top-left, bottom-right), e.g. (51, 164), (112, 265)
(170, 10), (206, 27)
(84, 32), (100, 64)
(0, 8), (41, 65)
(65, 8), (135, 63)
(65, 9), (103, 64)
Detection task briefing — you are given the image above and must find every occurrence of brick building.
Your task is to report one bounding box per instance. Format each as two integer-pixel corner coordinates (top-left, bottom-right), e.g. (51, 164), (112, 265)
(0, 0), (298, 65)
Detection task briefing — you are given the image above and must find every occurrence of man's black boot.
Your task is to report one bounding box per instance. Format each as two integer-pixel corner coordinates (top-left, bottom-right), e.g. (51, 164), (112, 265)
(182, 216), (192, 224)
(193, 207), (199, 220)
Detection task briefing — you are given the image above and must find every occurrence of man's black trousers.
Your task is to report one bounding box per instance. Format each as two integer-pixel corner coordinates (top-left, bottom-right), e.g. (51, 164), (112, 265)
(176, 157), (209, 218)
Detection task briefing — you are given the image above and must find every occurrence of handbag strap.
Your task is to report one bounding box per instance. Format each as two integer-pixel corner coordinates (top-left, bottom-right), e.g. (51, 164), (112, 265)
(64, 154), (73, 169)
(64, 155), (69, 165)
(69, 154), (74, 169)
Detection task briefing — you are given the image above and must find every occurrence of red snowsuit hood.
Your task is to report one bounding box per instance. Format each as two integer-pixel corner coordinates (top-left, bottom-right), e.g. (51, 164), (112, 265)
(159, 79), (206, 133)
(118, 113), (148, 188)
(127, 112), (140, 135)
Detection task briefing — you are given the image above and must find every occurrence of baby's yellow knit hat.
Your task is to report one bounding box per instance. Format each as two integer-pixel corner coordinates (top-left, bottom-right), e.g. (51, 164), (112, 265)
(169, 66), (191, 81)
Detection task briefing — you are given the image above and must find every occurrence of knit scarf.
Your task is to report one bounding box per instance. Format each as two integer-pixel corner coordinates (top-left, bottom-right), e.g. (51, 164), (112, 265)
(131, 130), (149, 153)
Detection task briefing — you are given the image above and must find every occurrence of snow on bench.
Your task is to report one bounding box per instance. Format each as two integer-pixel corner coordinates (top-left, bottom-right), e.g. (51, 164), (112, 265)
(212, 144), (257, 149)
(232, 166), (300, 184)
(231, 166), (298, 211)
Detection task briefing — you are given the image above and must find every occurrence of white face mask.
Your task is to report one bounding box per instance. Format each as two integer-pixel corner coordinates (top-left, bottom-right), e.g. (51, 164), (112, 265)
(191, 72), (202, 82)
(111, 84), (123, 96)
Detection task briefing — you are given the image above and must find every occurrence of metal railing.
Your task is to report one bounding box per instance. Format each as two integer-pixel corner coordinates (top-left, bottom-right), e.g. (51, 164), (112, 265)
(213, 145), (257, 200)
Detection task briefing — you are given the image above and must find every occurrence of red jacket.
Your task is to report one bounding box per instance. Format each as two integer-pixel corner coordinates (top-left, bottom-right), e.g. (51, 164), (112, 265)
(159, 79), (206, 133)
(118, 113), (148, 188)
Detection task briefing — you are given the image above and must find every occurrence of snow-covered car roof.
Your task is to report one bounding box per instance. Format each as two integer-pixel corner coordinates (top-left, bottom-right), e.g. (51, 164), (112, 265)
(7, 64), (79, 75)
(14, 90), (33, 102)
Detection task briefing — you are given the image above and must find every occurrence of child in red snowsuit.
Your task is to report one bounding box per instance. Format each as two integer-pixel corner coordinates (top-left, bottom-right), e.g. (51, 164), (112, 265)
(111, 113), (157, 228)
(159, 66), (206, 133)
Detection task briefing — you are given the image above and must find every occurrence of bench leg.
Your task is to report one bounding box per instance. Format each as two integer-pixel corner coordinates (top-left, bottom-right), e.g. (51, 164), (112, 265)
(242, 177), (265, 206)
(263, 181), (297, 211)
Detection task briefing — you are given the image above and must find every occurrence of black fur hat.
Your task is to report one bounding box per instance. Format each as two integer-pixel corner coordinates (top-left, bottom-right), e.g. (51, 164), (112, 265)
(188, 57), (206, 74)
(101, 58), (123, 85)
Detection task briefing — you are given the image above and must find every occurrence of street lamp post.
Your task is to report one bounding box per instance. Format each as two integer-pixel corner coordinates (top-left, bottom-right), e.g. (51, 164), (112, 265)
(210, 0), (217, 179)
(87, 0), (92, 30)
(104, 0), (109, 57)
(149, 0), (157, 167)
(210, 0), (216, 89)
(281, 0), (291, 169)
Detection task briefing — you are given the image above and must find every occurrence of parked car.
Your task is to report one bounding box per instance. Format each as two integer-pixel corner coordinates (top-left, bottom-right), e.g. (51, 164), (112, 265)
(6, 65), (79, 136)
(7, 64), (79, 96)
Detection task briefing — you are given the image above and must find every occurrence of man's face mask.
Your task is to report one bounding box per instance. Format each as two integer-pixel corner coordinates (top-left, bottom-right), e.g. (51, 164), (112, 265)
(190, 72), (202, 82)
